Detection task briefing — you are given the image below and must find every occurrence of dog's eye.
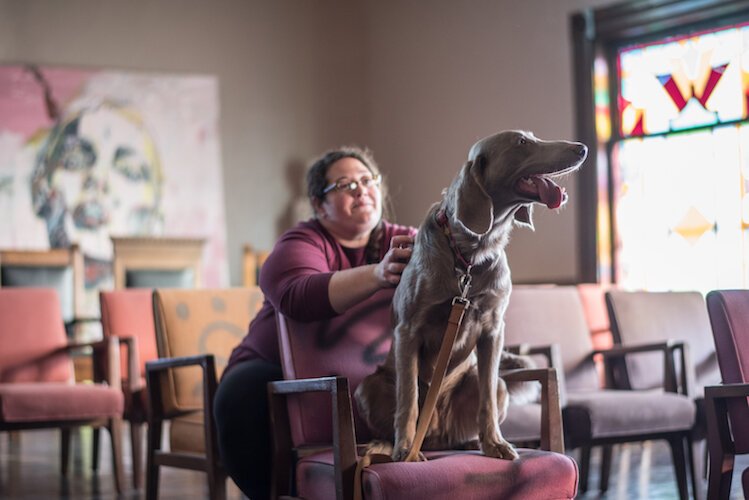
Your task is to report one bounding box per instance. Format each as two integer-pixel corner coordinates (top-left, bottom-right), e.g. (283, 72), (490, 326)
(518, 137), (528, 146)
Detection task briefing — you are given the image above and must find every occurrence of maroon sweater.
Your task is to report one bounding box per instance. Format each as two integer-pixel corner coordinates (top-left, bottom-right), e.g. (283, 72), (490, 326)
(225, 218), (416, 372)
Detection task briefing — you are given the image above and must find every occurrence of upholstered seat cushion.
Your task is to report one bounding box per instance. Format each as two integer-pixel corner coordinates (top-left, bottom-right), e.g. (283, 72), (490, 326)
(297, 449), (578, 500)
(0, 383), (123, 422)
(564, 389), (695, 441)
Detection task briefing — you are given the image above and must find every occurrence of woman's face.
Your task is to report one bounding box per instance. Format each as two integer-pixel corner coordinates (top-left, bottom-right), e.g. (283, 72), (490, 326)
(315, 157), (382, 242)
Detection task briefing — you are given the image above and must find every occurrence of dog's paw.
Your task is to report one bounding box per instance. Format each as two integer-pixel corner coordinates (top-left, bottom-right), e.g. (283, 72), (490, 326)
(481, 438), (519, 460)
(392, 442), (411, 462)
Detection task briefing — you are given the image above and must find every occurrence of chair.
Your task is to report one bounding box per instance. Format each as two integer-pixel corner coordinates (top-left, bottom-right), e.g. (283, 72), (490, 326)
(242, 244), (270, 287)
(503, 286), (697, 498)
(145, 287), (264, 500)
(98, 289), (159, 489)
(605, 291), (721, 474)
(268, 290), (577, 500)
(0, 245), (88, 338)
(111, 236), (205, 289)
(0, 288), (125, 493)
(705, 290), (749, 499)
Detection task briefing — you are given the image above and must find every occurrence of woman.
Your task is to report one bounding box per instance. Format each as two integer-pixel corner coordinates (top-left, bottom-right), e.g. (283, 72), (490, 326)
(214, 146), (416, 499)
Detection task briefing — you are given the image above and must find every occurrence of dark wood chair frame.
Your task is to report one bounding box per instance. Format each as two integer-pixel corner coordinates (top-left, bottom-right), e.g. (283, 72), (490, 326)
(145, 354), (226, 500)
(704, 382), (749, 500)
(267, 366), (564, 500)
(0, 336), (126, 494)
(575, 340), (697, 499)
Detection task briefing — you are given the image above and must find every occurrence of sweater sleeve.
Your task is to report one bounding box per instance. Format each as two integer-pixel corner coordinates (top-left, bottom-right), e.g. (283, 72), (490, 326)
(258, 224), (338, 322)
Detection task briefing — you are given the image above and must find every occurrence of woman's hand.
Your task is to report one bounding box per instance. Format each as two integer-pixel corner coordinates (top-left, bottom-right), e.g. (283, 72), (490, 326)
(375, 234), (414, 287)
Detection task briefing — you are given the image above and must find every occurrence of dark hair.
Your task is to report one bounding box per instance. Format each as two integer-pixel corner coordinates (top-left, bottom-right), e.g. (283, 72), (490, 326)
(306, 146), (394, 263)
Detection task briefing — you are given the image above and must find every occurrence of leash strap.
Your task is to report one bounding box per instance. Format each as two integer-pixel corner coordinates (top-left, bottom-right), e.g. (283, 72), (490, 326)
(404, 297), (470, 462)
(353, 297), (471, 499)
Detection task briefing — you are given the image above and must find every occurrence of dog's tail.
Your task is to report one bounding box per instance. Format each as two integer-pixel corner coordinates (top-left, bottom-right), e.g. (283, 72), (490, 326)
(500, 350), (541, 404)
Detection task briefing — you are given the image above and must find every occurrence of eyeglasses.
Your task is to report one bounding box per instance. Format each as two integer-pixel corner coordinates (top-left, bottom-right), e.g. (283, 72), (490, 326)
(322, 174), (381, 195)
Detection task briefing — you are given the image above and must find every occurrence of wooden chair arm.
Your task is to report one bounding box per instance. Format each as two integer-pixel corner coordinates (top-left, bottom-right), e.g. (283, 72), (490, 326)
(505, 343), (567, 407)
(593, 340), (691, 395)
(705, 383), (749, 469)
(268, 376), (357, 500)
(61, 337), (121, 389)
(145, 354), (217, 420)
(502, 367), (564, 453)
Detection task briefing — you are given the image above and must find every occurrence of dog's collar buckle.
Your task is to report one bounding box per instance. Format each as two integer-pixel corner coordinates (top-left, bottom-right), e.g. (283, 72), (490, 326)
(457, 268), (473, 299)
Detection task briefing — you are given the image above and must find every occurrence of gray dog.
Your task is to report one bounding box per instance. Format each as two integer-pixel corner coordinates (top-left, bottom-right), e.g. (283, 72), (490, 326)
(355, 130), (587, 461)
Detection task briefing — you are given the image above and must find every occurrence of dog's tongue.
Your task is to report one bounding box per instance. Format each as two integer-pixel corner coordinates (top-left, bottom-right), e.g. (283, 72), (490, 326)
(533, 176), (563, 209)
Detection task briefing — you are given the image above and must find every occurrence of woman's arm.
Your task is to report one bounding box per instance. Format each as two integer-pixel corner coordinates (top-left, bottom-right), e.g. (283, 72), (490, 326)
(328, 234), (413, 313)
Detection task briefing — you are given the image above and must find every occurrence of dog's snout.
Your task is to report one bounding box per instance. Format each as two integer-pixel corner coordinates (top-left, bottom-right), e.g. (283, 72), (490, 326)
(575, 143), (588, 158)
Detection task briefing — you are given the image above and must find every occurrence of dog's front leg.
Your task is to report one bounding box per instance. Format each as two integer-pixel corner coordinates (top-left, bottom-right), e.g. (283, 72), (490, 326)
(476, 327), (518, 460)
(393, 325), (419, 461)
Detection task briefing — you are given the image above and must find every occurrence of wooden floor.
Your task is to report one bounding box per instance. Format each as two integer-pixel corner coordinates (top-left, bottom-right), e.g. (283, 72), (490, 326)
(1, 427), (747, 499)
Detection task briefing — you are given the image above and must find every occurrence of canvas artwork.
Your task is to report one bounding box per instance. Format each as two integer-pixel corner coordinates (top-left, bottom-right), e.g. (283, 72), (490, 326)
(0, 65), (228, 316)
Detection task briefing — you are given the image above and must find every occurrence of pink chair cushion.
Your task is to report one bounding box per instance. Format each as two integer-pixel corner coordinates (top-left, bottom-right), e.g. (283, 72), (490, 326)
(0, 382), (123, 422)
(0, 288), (71, 383)
(278, 289), (394, 447)
(100, 289), (158, 380)
(297, 449), (578, 500)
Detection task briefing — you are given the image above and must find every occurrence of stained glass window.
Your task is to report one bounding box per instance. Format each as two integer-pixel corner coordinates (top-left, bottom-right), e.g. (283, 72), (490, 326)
(600, 22), (749, 293)
(618, 23), (749, 137)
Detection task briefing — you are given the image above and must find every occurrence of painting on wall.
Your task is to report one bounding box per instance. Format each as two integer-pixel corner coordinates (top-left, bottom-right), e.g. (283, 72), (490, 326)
(0, 65), (228, 315)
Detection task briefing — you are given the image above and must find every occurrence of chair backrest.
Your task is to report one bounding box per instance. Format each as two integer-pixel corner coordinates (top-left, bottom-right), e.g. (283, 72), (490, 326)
(577, 283), (613, 351)
(277, 288), (394, 448)
(0, 288), (72, 383)
(111, 237), (205, 289)
(152, 287), (263, 413)
(606, 290), (719, 394)
(0, 246), (84, 325)
(100, 289), (158, 380)
(706, 290), (749, 453)
(504, 286), (599, 391)
(242, 244), (270, 287)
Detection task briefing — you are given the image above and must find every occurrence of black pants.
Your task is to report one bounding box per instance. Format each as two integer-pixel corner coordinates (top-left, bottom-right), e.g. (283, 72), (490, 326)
(214, 358), (283, 500)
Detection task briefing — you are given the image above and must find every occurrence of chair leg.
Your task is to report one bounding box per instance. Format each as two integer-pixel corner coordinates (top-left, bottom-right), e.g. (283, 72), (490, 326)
(109, 419), (125, 494)
(668, 437), (689, 500)
(146, 418), (163, 500)
(599, 444), (613, 492)
(707, 448), (734, 500)
(131, 422), (144, 489)
(687, 437), (702, 500)
(578, 445), (591, 493)
(207, 464), (227, 500)
(60, 428), (71, 477)
(92, 427), (100, 471)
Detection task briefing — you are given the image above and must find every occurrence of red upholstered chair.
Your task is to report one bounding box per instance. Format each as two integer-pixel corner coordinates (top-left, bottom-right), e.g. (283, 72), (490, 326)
(705, 290), (749, 499)
(268, 290), (577, 500)
(98, 289), (158, 489)
(0, 288), (125, 493)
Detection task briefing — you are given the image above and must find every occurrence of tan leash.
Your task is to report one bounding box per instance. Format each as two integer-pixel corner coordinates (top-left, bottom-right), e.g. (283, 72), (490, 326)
(354, 272), (472, 499)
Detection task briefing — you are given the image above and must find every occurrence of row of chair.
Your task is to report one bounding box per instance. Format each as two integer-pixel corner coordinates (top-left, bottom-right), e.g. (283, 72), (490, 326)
(3, 279), (748, 498)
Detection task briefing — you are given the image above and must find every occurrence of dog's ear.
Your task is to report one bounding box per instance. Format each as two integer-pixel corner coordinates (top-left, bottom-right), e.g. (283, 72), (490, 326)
(455, 158), (493, 236)
(514, 205), (535, 230)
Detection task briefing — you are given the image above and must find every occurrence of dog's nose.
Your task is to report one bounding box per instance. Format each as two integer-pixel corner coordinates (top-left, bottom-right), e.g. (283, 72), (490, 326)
(576, 144), (588, 158)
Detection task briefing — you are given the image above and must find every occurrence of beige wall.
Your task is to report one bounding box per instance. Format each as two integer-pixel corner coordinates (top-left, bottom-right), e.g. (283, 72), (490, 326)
(1, 0), (612, 285)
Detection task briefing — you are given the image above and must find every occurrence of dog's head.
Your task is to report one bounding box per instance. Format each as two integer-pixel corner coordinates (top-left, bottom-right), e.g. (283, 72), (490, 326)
(451, 130), (587, 235)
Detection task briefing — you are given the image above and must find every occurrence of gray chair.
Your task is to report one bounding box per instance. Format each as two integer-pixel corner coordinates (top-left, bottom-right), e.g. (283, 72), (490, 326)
(605, 291), (720, 438)
(504, 285), (697, 498)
